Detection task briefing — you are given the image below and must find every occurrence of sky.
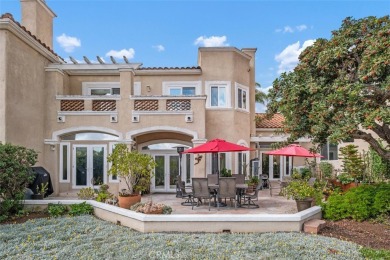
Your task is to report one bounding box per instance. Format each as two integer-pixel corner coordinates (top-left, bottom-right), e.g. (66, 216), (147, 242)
(1, 0), (389, 112)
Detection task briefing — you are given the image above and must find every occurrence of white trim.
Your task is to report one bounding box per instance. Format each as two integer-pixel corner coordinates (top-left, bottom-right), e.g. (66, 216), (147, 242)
(108, 142), (120, 183)
(250, 136), (312, 143)
(58, 111), (118, 116)
(50, 126), (123, 141)
(59, 142), (70, 183)
(132, 110), (193, 115)
(235, 82), (249, 112)
(126, 126), (198, 140)
(162, 81), (202, 96)
(56, 95), (120, 100)
(129, 95), (206, 100)
(205, 81), (231, 109)
(236, 140), (249, 175)
(139, 139), (193, 148)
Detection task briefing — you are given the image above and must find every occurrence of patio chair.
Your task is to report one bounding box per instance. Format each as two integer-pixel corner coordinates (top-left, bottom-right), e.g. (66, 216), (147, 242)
(217, 177), (238, 210)
(207, 174), (219, 197)
(232, 174), (245, 184)
(192, 178), (213, 211)
(242, 183), (261, 208)
(178, 180), (195, 206)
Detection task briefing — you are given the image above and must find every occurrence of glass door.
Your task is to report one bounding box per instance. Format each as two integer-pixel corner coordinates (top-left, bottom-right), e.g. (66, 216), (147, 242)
(152, 154), (180, 192)
(260, 152), (282, 180)
(73, 145), (107, 188)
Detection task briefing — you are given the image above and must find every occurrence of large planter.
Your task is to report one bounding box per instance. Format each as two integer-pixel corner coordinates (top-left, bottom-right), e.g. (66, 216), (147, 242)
(295, 198), (313, 212)
(118, 194), (141, 209)
(341, 182), (357, 192)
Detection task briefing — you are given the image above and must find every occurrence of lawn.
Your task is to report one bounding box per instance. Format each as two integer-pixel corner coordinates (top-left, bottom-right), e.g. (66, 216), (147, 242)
(0, 215), (364, 259)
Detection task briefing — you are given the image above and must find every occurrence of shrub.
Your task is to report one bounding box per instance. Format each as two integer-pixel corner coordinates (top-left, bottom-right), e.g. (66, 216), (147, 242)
(319, 162), (333, 179)
(0, 143), (37, 221)
(47, 203), (67, 217)
(77, 187), (95, 200)
(68, 202), (94, 216)
(96, 184), (113, 203)
(323, 183), (390, 221)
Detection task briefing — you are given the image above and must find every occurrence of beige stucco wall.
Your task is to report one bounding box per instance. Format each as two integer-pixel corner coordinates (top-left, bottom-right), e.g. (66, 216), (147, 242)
(0, 31), (6, 143)
(5, 31), (50, 164)
(21, 0), (55, 49)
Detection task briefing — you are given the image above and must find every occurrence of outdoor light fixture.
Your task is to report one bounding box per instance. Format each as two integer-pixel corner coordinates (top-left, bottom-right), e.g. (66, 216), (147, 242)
(146, 85), (151, 92)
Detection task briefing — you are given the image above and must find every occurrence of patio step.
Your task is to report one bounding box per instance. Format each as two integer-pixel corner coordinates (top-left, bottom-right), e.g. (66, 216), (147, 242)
(303, 219), (326, 234)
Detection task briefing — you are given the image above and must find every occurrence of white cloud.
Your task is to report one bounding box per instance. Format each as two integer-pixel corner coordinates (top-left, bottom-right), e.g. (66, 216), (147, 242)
(56, 33), (81, 53)
(105, 48), (135, 59)
(194, 35), (228, 47)
(275, 24), (308, 33)
(296, 24), (308, 31)
(275, 39), (315, 74)
(283, 26), (294, 33)
(153, 45), (165, 52)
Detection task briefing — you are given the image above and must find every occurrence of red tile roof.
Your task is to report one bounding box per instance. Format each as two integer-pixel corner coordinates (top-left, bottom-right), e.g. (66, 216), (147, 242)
(256, 113), (285, 128)
(1, 13), (64, 62)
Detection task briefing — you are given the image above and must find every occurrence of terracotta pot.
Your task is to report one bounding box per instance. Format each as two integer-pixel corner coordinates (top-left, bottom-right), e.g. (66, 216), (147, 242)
(341, 182), (357, 192)
(295, 198), (313, 212)
(118, 194), (141, 209)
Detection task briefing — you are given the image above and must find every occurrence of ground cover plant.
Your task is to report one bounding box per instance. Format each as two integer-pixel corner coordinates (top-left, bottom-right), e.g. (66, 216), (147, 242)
(0, 215), (370, 259)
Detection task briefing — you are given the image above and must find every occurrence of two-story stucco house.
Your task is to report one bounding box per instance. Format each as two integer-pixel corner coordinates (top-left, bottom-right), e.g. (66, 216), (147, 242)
(1, 0), (258, 195)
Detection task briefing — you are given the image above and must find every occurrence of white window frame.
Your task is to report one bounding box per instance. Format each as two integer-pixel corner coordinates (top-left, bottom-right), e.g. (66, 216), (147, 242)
(59, 142), (70, 183)
(133, 82), (141, 96)
(82, 82), (120, 96)
(235, 82), (249, 112)
(206, 152), (232, 175)
(205, 81), (231, 109)
(321, 142), (339, 161)
(236, 140), (249, 175)
(108, 142), (120, 183)
(162, 81), (201, 96)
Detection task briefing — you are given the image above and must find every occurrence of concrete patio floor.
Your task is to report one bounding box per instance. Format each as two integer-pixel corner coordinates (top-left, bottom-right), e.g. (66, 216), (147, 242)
(141, 189), (297, 215)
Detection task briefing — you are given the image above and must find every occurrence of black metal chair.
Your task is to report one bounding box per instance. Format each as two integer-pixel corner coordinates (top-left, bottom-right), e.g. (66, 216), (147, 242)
(242, 183), (261, 208)
(177, 180), (195, 206)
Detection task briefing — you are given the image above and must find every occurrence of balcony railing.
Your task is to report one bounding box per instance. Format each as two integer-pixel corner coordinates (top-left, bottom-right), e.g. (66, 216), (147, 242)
(56, 95), (119, 112)
(131, 96), (205, 112)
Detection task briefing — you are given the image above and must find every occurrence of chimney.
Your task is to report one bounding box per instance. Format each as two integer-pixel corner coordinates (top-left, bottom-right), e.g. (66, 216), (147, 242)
(20, 0), (56, 49)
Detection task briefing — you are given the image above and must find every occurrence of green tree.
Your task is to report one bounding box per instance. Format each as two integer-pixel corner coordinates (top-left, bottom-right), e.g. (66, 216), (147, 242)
(340, 144), (365, 181)
(107, 144), (156, 194)
(0, 143), (37, 221)
(266, 16), (390, 161)
(255, 82), (268, 105)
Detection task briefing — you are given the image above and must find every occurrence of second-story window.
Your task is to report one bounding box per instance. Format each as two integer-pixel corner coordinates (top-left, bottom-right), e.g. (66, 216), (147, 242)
(205, 81), (231, 108)
(235, 83), (249, 111)
(163, 81), (201, 96)
(82, 82), (120, 96)
(169, 87), (196, 96)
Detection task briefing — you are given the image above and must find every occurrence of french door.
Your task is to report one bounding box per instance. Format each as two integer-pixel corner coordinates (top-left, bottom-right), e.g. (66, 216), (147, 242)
(260, 152), (292, 180)
(73, 145), (107, 188)
(152, 154), (179, 192)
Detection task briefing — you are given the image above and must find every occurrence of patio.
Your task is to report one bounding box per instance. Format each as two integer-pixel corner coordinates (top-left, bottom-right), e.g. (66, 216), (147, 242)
(141, 188), (298, 215)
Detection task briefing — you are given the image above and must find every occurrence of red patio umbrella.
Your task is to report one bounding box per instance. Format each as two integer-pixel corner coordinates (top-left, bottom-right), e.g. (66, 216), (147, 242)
(264, 144), (322, 179)
(183, 139), (252, 183)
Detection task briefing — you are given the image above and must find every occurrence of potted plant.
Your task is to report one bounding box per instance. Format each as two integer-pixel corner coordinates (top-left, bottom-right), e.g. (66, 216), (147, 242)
(281, 180), (316, 212)
(247, 176), (260, 193)
(337, 173), (356, 192)
(32, 182), (48, 199)
(107, 144), (156, 209)
(220, 168), (232, 177)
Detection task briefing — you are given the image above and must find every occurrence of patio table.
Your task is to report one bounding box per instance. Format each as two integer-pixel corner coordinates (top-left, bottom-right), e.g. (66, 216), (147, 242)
(208, 184), (248, 207)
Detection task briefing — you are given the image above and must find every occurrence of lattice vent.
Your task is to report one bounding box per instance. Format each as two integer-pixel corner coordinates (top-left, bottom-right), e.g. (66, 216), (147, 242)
(93, 100), (116, 111)
(60, 100), (84, 111)
(134, 100), (158, 111)
(166, 99), (191, 111)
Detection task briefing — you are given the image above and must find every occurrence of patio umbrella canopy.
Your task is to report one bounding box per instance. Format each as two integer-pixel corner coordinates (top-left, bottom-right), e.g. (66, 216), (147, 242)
(264, 144), (322, 179)
(183, 139), (252, 183)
